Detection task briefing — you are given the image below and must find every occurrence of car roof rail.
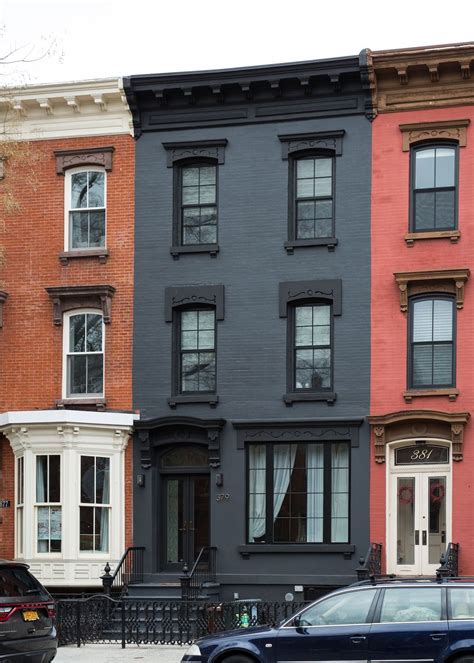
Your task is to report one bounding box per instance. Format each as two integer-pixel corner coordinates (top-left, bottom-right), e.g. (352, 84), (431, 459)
(350, 575), (474, 587)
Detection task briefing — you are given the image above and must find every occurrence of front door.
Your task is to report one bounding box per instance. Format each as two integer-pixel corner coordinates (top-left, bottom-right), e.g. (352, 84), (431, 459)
(388, 444), (450, 576)
(162, 474), (210, 570)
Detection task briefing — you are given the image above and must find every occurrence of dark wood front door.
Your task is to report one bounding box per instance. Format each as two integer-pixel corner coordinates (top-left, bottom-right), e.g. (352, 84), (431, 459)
(162, 474), (210, 570)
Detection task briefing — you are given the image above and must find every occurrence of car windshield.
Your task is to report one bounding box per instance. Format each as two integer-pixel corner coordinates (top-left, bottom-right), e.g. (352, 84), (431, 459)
(294, 589), (377, 627)
(0, 567), (48, 598)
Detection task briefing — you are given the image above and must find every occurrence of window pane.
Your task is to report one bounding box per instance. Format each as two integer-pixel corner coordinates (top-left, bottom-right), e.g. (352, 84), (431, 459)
(297, 219), (315, 239)
(50, 507), (62, 553)
(200, 223), (217, 244)
(69, 314), (86, 352)
(87, 355), (104, 394)
(70, 212), (89, 248)
(295, 325), (312, 346)
(435, 190), (455, 229)
(435, 148), (455, 187)
(95, 507), (109, 552)
(297, 178), (314, 198)
(248, 445), (266, 543)
(89, 211), (106, 247)
(86, 314), (103, 352)
(315, 158), (332, 178)
(198, 310), (214, 330)
(81, 456), (95, 503)
(299, 589), (377, 626)
(200, 166), (216, 185)
(181, 330), (198, 350)
(69, 355), (87, 394)
(36, 456), (47, 502)
(199, 185), (216, 204)
(433, 344), (453, 385)
(381, 587), (442, 622)
(181, 311), (198, 331)
(181, 353), (200, 392)
(315, 200), (332, 219)
(296, 307), (312, 326)
(331, 444), (349, 543)
(95, 457), (110, 504)
(49, 455), (60, 503)
(79, 506), (94, 551)
(297, 159), (314, 179)
(415, 191), (435, 230)
(313, 325), (330, 346)
(87, 172), (105, 208)
(182, 167), (199, 186)
(412, 344), (433, 386)
(314, 306), (330, 325)
(198, 352), (216, 391)
(71, 172), (88, 208)
(297, 201), (315, 220)
(314, 178), (332, 197)
(37, 507), (50, 552)
(315, 219), (332, 238)
(413, 300), (433, 342)
(433, 299), (453, 341)
(449, 588), (474, 620)
(198, 330), (214, 350)
(182, 186), (199, 204)
(415, 149), (435, 189)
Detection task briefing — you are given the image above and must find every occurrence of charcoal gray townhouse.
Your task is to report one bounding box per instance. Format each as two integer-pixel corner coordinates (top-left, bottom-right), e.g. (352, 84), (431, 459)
(124, 52), (373, 601)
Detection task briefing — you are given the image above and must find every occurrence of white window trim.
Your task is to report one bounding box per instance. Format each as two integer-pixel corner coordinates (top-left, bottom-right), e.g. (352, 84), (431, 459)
(64, 166), (107, 252)
(62, 309), (105, 400)
(78, 454), (112, 555)
(15, 456), (24, 558)
(34, 454), (62, 557)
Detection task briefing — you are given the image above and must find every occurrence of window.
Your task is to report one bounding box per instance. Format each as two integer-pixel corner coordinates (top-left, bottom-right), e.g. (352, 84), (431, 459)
(36, 455), (61, 553)
(409, 296), (455, 389)
(411, 144), (457, 232)
(179, 163), (217, 246)
(294, 589), (376, 627)
(292, 304), (332, 391)
(179, 309), (216, 393)
(380, 587), (442, 623)
(66, 169), (106, 250)
(449, 587), (474, 620)
(293, 156), (334, 240)
(247, 442), (349, 544)
(79, 456), (110, 552)
(16, 456), (24, 556)
(64, 311), (104, 398)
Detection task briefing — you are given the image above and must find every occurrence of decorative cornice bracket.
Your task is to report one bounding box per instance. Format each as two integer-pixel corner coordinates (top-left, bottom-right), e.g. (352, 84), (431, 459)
(394, 269), (470, 311)
(163, 139), (228, 167)
(54, 146), (115, 175)
(278, 130), (345, 159)
(399, 119), (470, 151)
(45, 284), (116, 325)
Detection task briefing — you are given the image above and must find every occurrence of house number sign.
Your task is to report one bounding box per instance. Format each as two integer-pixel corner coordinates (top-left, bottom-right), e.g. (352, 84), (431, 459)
(216, 494), (231, 502)
(0, 500), (10, 508)
(395, 445), (449, 466)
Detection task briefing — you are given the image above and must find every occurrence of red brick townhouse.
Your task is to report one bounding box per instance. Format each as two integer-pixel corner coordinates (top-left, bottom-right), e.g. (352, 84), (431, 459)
(368, 44), (474, 576)
(0, 79), (136, 589)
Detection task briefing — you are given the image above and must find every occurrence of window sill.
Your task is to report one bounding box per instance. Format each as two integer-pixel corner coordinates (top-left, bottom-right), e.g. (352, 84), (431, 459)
(284, 238), (338, 254)
(403, 388), (459, 403)
(56, 398), (107, 411)
(170, 244), (219, 260)
(404, 230), (460, 246)
(168, 394), (219, 408)
(238, 544), (354, 558)
(284, 392), (337, 406)
(59, 248), (109, 265)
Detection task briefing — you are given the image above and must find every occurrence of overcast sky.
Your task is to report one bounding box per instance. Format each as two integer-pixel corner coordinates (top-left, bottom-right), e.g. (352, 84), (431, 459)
(1, 0), (474, 86)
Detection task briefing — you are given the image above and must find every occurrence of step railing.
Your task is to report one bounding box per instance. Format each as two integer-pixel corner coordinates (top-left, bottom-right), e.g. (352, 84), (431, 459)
(437, 542), (459, 578)
(181, 546), (217, 600)
(356, 543), (382, 581)
(102, 546), (145, 596)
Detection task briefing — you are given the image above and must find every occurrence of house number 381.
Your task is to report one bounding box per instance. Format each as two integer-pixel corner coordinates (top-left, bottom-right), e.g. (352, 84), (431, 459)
(216, 493), (231, 502)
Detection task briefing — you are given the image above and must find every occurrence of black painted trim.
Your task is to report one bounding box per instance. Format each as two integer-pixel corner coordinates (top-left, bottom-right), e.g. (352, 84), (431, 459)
(278, 130), (345, 159)
(284, 238), (338, 253)
(238, 544), (355, 555)
(170, 244), (220, 259)
(284, 392), (337, 405)
(279, 280), (342, 317)
(165, 285), (225, 322)
(168, 394), (219, 408)
(163, 139), (227, 167)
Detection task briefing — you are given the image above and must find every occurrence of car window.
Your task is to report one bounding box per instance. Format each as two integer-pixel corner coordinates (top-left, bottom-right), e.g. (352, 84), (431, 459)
(295, 589), (377, 627)
(380, 587), (442, 623)
(449, 588), (474, 620)
(0, 567), (47, 598)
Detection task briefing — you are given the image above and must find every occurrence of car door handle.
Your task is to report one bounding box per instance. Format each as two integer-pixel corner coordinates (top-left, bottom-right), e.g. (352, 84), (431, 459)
(350, 636), (367, 643)
(430, 632), (447, 641)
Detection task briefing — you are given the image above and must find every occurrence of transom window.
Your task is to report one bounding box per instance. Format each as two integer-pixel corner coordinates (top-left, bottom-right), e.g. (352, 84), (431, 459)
(409, 296), (455, 389)
(294, 156), (334, 240)
(293, 304), (332, 391)
(80, 456), (110, 552)
(180, 164), (217, 245)
(65, 311), (104, 397)
(411, 144), (457, 232)
(248, 442), (349, 545)
(36, 455), (61, 553)
(179, 309), (216, 393)
(67, 169), (106, 249)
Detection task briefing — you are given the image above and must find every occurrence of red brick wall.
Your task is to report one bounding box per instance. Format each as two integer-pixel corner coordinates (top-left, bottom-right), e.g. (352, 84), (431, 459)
(371, 107), (474, 573)
(0, 438), (14, 559)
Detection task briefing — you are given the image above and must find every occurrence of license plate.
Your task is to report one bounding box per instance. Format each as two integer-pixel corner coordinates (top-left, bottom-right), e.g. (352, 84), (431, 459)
(22, 610), (39, 622)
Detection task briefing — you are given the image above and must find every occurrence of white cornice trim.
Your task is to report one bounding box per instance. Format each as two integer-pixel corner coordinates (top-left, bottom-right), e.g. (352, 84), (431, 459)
(0, 78), (134, 140)
(0, 409), (138, 429)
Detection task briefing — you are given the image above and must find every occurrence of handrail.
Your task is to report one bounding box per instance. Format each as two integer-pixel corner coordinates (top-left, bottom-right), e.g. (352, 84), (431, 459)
(356, 543), (382, 581)
(181, 546), (217, 600)
(437, 542), (459, 578)
(101, 546), (145, 596)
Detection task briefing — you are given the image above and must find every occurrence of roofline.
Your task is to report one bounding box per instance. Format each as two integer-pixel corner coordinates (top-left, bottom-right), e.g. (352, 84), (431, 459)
(371, 41), (474, 58)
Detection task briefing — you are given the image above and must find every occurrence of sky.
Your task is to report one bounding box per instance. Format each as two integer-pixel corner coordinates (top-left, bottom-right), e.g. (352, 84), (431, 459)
(1, 0), (474, 86)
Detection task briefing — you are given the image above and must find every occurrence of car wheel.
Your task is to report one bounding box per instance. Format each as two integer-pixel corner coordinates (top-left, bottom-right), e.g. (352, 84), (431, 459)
(220, 655), (255, 663)
(455, 658), (474, 663)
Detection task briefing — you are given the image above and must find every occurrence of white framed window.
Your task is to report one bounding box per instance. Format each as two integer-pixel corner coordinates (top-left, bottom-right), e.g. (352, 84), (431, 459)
(16, 456), (24, 556)
(79, 456), (110, 553)
(35, 455), (61, 554)
(63, 310), (105, 398)
(65, 167), (106, 250)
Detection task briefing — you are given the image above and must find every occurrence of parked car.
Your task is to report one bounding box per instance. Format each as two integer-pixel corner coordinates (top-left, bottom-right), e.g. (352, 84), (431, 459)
(181, 578), (474, 663)
(0, 560), (57, 661)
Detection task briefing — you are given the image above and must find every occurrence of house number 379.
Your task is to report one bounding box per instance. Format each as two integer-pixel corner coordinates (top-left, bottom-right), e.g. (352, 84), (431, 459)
(216, 493), (231, 502)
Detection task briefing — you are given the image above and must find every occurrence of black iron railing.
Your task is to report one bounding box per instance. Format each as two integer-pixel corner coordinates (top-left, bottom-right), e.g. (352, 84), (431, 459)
(181, 546), (217, 600)
(102, 547), (145, 596)
(356, 543), (382, 581)
(437, 542), (459, 578)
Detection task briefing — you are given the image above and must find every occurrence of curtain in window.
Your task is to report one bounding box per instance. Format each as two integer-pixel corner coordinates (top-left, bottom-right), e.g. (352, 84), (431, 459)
(99, 508), (109, 552)
(331, 443), (349, 542)
(306, 445), (324, 542)
(36, 458), (48, 552)
(248, 445), (266, 542)
(273, 444), (297, 523)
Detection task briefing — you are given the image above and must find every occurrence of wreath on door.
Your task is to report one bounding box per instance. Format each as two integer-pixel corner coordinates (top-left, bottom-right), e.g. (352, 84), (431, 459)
(398, 485), (413, 504)
(430, 482), (445, 503)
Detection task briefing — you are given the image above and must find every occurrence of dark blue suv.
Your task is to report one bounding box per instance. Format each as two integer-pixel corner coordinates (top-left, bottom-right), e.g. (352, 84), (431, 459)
(181, 579), (474, 663)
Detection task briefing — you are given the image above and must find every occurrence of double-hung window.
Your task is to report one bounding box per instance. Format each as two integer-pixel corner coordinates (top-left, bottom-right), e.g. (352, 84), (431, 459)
(179, 163), (217, 246)
(294, 156), (334, 240)
(36, 455), (61, 553)
(409, 296), (455, 389)
(66, 168), (106, 250)
(179, 309), (216, 393)
(79, 456), (110, 553)
(293, 304), (332, 391)
(248, 442), (350, 544)
(64, 311), (104, 398)
(411, 144), (457, 232)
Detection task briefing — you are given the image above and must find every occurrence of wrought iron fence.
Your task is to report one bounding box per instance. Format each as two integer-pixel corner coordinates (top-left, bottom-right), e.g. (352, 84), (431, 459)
(180, 546), (217, 600)
(102, 546), (145, 596)
(356, 542), (382, 581)
(57, 595), (309, 648)
(437, 542), (459, 578)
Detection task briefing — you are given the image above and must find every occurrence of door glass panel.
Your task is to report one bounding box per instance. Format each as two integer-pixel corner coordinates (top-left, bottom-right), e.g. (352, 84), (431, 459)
(428, 476), (446, 564)
(296, 589), (377, 626)
(166, 479), (184, 564)
(397, 477), (415, 565)
(380, 587), (442, 622)
(192, 476), (210, 561)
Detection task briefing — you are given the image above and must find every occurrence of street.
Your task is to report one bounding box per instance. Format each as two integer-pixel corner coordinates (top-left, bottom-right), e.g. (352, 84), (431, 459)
(56, 644), (187, 662)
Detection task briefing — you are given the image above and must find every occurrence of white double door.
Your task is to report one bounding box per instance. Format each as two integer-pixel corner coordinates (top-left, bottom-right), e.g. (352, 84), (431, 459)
(388, 468), (450, 576)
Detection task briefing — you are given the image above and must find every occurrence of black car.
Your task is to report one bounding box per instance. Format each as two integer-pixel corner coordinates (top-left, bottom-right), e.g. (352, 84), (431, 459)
(0, 560), (57, 661)
(181, 578), (474, 663)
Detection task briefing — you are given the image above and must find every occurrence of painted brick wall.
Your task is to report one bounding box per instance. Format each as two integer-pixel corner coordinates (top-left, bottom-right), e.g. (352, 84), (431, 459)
(371, 107), (474, 573)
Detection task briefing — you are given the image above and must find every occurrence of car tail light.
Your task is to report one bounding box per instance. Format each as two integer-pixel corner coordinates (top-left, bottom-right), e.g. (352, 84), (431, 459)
(0, 607), (13, 622)
(46, 603), (56, 618)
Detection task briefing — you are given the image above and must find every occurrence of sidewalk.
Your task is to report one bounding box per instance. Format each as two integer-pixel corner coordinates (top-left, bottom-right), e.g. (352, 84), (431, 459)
(56, 644), (187, 662)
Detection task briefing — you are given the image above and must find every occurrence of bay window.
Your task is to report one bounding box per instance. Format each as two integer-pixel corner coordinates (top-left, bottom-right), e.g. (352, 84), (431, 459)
(36, 455), (61, 553)
(79, 456), (110, 553)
